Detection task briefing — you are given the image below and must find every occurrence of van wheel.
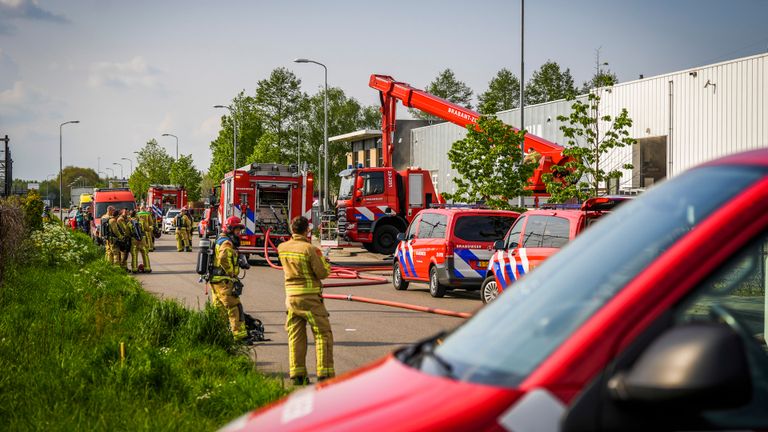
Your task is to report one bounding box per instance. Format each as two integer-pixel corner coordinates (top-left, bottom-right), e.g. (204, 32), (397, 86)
(481, 276), (499, 304)
(373, 225), (399, 255)
(393, 262), (409, 291)
(429, 267), (446, 298)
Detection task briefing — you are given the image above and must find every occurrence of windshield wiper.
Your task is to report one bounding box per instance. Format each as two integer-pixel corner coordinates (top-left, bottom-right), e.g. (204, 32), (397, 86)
(421, 344), (456, 379)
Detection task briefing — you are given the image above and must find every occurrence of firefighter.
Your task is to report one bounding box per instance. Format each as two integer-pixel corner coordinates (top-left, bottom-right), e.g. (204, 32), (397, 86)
(100, 205), (116, 263)
(210, 216), (249, 342)
(277, 216), (334, 385)
(115, 208), (131, 270)
(138, 206), (155, 252)
(175, 207), (193, 252)
(129, 210), (151, 273)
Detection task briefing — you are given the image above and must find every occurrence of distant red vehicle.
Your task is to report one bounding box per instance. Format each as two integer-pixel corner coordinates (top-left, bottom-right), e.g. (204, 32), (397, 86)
(91, 187), (136, 235)
(480, 197), (629, 303)
(392, 207), (519, 297)
(147, 184), (187, 214)
(226, 149), (768, 431)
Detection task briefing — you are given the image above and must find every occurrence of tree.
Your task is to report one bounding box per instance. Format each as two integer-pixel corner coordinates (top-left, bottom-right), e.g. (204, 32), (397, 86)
(170, 154), (203, 203)
(409, 69), (473, 120)
(255, 68), (306, 150)
(478, 68), (520, 114)
(209, 92), (264, 181)
(130, 139), (174, 201)
(580, 70), (618, 94)
(543, 92), (635, 203)
(55, 166), (99, 206)
(199, 172), (219, 203)
(443, 116), (535, 210)
(525, 61), (577, 105)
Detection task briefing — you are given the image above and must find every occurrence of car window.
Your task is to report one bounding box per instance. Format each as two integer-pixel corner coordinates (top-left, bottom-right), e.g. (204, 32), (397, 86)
(541, 217), (570, 248)
(406, 215), (421, 239)
(454, 215), (516, 242)
(673, 232), (768, 428)
(362, 172), (385, 196)
(505, 216), (525, 249)
(429, 165), (766, 388)
(418, 213), (447, 239)
(522, 216), (547, 247)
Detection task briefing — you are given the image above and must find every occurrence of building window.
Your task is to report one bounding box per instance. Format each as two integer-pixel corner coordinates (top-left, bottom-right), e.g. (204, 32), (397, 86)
(377, 147), (383, 167)
(365, 149), (371, 167)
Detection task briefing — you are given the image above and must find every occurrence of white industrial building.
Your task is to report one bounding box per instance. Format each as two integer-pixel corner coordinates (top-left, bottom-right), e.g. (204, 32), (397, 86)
(410, 52), (768, 198)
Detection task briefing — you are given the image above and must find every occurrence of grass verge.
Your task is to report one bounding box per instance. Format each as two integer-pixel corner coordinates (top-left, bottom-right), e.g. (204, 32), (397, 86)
(0, 241), (286, 431)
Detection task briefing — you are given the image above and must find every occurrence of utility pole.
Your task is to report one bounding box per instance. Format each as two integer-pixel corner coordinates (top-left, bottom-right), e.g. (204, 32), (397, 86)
(518, 0), (525, 208)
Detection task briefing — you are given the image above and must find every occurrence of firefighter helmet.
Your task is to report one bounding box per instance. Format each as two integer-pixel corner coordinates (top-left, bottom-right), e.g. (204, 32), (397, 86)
(224, 216), (245, 233)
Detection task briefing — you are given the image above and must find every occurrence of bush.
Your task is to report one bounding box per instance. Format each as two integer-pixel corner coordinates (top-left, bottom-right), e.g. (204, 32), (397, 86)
(0, 198), (25, 284)
(22, 190), (44, 232)
(29, 223), (100, 266)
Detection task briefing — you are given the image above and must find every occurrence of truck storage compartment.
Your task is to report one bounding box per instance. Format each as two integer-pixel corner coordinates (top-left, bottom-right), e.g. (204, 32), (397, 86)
(256, 184), (291, 235)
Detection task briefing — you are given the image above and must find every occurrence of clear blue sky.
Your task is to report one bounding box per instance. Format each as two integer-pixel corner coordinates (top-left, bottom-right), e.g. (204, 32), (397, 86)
(2, 0), (767, 180)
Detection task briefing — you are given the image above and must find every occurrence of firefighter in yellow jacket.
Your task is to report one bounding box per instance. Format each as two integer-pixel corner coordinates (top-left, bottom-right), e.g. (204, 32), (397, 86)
(277, 216), (333, 385)
(129, 210), (151, 273)
(210, 216), (249, 341)
(175, 207), (193, 252)
(116, 209), (132, 270)
(100, 205), (116, 263)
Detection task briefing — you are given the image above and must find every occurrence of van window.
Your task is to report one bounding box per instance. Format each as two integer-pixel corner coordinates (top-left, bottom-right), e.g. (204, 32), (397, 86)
(419, 213), (448, 239)
(522, 216), (547, 247)
(505, 216), (526, 249)
(541, 217), (570, 248)
(406, 215), (421, 239)
(454, 215), (516, 242)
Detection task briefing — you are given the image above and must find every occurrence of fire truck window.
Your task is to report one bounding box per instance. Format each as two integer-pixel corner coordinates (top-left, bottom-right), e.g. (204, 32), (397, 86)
(522, 216), (547, 247)
(540, 217), (570, 248)
(362, 172), (385, 196)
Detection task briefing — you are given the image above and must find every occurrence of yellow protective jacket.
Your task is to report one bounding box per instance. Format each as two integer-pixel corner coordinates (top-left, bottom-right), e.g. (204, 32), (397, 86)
(137, 211), (152, 236)
(108, 216), (127, 241)
(277, 234), (331, 296)
(211, 235), (238, 284)
(176, 214), (193, 231)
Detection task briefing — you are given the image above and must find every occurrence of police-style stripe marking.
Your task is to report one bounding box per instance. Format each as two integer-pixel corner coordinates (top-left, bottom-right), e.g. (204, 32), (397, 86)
(453, 248), (490, 278)
(396, 242), (410, 277)
(405, 241), (417, 277)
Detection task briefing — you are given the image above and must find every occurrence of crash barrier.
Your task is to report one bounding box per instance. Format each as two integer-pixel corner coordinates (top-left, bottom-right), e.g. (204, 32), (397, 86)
(263, 229), (472, 319)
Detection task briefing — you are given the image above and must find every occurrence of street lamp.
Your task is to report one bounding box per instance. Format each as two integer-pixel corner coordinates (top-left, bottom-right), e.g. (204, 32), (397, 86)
(113, 162), (124, 179)
(214, 105), (237, 172)
(105, 167), (114, 179)
(121, 157), (133, 176)
(59, 120), (80, 220)
(161, 133), (179, 160)
(294, 58), (329, 212)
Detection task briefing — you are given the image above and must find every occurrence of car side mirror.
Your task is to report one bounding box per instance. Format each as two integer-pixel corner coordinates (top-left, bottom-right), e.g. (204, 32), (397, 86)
(493, 240), (505, 250)
(396, 233), (405, 242)
(607, 322), (752, 411)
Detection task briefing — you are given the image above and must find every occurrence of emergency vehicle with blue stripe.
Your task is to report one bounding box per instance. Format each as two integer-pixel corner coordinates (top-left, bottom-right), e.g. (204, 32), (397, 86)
(219, 163), (314, 259)
(392, 207), (519, 298)
(481, 196), (631, 304)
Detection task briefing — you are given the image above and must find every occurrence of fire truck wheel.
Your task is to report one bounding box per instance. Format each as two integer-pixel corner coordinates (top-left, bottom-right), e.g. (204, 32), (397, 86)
(429, 266), (447, 298)
(373, 225), (399, 255)
(392, 262), (409, 291)
(480, 276), (498, 304)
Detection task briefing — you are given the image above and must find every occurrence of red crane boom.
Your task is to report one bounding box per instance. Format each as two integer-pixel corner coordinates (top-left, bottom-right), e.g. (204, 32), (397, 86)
(369, 74), (570, 194)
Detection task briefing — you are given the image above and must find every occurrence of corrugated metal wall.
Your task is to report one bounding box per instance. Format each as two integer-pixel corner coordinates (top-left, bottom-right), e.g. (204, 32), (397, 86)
(412, 53), (768, 196)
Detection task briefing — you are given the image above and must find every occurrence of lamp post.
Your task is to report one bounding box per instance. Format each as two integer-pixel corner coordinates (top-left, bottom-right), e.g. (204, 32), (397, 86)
(294, 58), (328, 212)
(161, 133), (179, 160)
(113, 162), (124, 179)
(214, 105), (237, 172)
(59, 120), (80, 220)
(105, 167), (114, 179)
(121, 157), (133, 176)
(518, 0), (525, 209)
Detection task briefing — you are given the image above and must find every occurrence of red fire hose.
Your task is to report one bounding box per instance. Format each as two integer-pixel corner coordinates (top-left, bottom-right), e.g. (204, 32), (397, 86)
(262, 229), (472, 319)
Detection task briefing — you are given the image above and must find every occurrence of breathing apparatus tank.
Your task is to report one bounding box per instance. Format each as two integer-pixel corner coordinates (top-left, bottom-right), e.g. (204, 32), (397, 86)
(196, 238), (212, 278)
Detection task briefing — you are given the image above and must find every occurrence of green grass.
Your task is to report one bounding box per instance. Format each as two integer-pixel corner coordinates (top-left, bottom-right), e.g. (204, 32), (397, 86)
(0, 252), (287, 431)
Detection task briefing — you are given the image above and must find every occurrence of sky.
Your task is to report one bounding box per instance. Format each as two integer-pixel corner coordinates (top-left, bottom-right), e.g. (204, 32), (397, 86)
(2, 0), (767, 180)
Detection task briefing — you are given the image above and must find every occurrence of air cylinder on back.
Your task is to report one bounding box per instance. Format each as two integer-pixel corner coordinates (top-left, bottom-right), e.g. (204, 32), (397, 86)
(196, 238), (212, 275)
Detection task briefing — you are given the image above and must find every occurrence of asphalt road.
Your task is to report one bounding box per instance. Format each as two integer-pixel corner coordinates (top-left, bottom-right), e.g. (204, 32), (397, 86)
(135, 235), (482, 381)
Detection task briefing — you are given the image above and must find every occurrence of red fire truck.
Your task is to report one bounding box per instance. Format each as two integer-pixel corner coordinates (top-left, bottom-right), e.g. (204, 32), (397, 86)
(147, 184), (187, 214)
(219, 163), (314, 258)
(331, 74), (572, 255)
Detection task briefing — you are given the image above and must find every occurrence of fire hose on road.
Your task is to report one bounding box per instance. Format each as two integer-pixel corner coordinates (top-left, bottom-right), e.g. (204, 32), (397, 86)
(262, 228), (472, 319)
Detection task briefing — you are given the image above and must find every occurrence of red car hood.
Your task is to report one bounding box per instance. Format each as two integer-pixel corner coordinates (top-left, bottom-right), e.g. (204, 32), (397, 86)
(224, 356), (522, 432)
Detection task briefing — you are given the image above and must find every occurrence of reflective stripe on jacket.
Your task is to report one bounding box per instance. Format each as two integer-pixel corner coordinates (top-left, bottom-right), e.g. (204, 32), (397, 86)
(277, 234), (331, 296)
(211, 235), (238, 283)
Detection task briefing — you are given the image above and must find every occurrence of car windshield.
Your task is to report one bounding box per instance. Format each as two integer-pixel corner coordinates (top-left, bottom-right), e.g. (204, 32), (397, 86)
(338, 174), (355, 200)
(424, 165), (766, 387)
(166, 210), (180, 219)
(94, 201), (135, 218)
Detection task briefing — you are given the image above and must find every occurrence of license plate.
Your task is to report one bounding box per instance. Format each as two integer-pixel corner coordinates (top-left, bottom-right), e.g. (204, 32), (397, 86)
(241, 240), (251, 246)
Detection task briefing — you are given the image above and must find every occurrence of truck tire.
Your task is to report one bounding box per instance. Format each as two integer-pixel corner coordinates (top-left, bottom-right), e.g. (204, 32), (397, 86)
(429, 266), (447, 298)
(480, 276), (499, 304)
(393, 262), (409, 291)
(373, 225), (399, 255)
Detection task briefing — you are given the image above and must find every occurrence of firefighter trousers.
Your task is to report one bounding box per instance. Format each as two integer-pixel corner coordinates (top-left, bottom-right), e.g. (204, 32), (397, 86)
(147, 229), (155, 251)
(176, 229), (191, 251)
(105, 240), (117, 264)
(210, 281), (247, 339)
(131, 237), (151, 272)
(285, 294), (335, 379)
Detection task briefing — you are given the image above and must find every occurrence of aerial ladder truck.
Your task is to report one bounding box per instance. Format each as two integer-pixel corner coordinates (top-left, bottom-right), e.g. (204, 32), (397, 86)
(329, 74), (571, 255)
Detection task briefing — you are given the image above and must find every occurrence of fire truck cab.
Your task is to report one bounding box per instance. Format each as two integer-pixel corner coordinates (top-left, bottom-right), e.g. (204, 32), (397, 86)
(336, 166), (443, 255)
(220, 163), (313, 258)
(147, 184), (187, 214)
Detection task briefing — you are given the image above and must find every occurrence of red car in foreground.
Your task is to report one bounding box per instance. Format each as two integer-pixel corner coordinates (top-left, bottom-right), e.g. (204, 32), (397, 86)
(226, 149), (768, 432)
